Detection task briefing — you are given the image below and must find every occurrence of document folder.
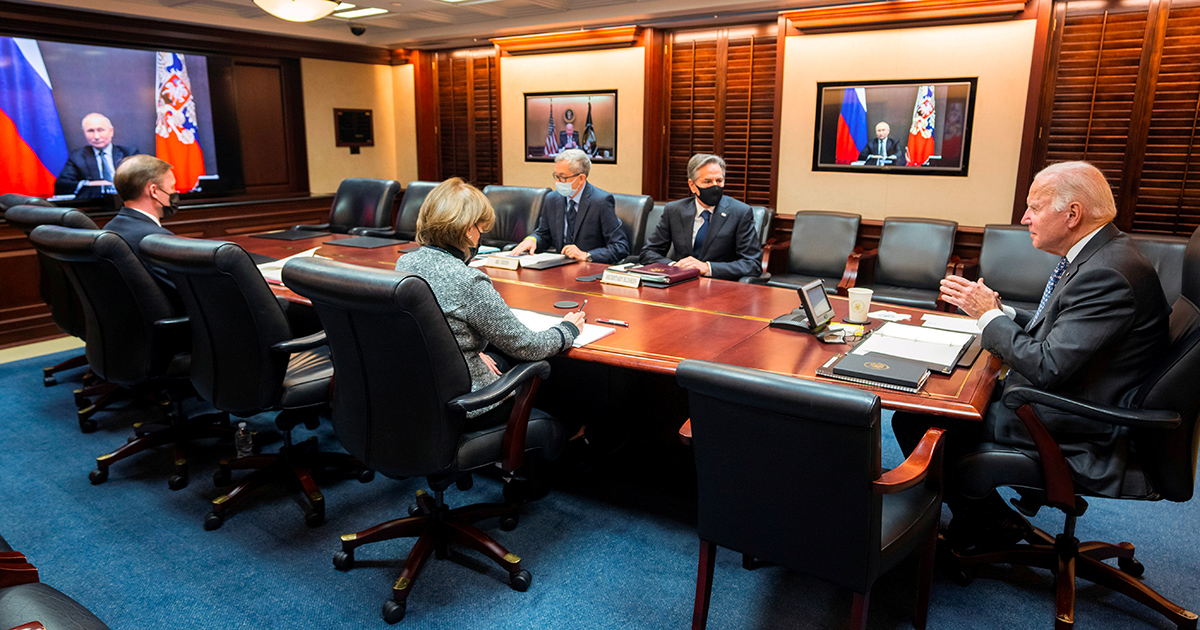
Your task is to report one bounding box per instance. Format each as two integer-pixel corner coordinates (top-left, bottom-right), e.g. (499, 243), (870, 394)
(817, 352), (930, 393)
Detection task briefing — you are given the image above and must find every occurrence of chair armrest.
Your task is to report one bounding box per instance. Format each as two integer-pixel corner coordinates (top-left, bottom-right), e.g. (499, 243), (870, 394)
(1002, 385), (1181, 430)
(874, 427), (945, 494)
(271, 331), (327, 355)
(0, 551), (29, 564)
(449, 361), (552, 472)
(740, 273), (772, 284)
(764, 241), (790, 275)
(937, 256), (961, 311)
(0, 560), (39, 588)
(153, 316), (190, 356)
(678, 419), (692, 445)
(839, 247), (872, 296)
(293, 223), (330, 231)
(957, 257), (980, 280)
(348, 226), (398, 238)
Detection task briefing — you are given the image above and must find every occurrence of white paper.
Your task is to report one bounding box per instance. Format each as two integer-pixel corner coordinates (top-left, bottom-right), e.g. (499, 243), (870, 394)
(490, 252), (567, 268)
(921, 313), (980, 334)
(256, 247), (322, 285)
(510, 308), (616, 348)
(850, 322), (973, 368)
(867, 310), (911, 322)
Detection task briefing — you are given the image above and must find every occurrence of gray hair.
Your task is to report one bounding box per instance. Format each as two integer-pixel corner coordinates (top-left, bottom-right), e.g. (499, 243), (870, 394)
(687, 154), (726, 182)
(1032, 161), (1117, 224)
(555, 149), (591, 176)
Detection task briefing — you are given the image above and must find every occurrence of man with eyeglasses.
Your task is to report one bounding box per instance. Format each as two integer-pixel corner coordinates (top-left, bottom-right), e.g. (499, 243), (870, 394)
(510, 148), (629, 263)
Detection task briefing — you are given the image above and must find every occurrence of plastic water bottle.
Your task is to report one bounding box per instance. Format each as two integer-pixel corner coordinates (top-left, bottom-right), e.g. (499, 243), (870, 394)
(234, 422), (253, 459)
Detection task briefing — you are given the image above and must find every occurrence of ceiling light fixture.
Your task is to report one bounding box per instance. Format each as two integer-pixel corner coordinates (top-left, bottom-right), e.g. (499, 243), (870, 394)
(253, 0), (340, 22)
(333, 6), (388, 17)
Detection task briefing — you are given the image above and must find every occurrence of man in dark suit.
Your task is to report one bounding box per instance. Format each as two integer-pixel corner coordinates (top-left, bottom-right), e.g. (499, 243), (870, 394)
(510, 148), (628, 263)
(638, 153), (762, 281)
(857, 121), (900, 166)
(55, 113), (139, 199)
(106, 154), (179, 291)
(894, 160), (1170, 547)
(557, 123), (580, 152)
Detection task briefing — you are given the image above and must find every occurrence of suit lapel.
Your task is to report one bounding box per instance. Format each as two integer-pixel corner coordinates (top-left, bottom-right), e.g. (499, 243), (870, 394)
(699, 197), (731, 260)
(677, 200), (697, 257)
(86, 148), (101, 181)
(1027, 223), (1119, 331)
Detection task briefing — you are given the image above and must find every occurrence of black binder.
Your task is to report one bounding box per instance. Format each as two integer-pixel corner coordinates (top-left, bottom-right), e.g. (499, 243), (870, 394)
(817, 352), (930, 393)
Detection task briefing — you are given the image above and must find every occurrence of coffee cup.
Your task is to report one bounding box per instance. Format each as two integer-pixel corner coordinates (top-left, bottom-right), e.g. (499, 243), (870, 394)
(847, 287), (873, 323)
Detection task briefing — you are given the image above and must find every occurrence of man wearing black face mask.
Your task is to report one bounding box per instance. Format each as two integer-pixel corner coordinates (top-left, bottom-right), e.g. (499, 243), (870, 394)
(638, 153), (761, 280)
(108, 154), (181, 291)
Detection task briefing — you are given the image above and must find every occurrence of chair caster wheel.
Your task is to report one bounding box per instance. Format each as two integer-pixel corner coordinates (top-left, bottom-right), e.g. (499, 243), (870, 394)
(333, 550), (354, 571)
(358, 469), (375, 483)
(89, 468), (108, 485)
(500, 515), (519, 532)
(74, 392), (88, 408)
(408, 503), (421, 517)
(509, 569), (532, 592)
(1118, 556), (1145, 577)
(456, 475), (474, 491)
(382, 600), (406, 624)
(44, 375), (57, 387)
(204, 513), (224, 531)
(950, 566), (975, 586)
(78, 418), (97, 434)
(168, 474), (188, 491)
(213, 469), (232, 486)
(305, 508), (325, 528)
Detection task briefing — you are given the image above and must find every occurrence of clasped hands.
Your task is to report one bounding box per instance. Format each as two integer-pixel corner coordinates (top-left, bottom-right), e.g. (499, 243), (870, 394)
(940, 275), (1002, 319)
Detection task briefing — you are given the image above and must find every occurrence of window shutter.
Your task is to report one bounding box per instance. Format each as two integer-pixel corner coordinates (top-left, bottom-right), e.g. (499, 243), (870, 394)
(436, 49), (500, 187)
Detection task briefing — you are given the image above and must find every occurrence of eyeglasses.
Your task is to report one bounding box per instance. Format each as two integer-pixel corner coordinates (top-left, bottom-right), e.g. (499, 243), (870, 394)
(553, 172), (583, 183)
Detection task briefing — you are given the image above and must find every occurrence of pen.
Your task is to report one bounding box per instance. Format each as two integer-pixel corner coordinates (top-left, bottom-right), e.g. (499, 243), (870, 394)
(596, 318), (629, 327)
(577, 299), (588, 313)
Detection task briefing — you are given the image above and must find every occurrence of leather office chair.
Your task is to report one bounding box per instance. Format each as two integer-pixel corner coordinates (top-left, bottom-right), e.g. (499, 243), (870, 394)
(852, 217), (959, 310)
(480, 185), (550, 247)
(140, 235), (368, 530)
(676, 360), (946, 630)
(625, 202), (671, 263)
(959, 224), (1061, 312)
(348, 180), (437, 241)
(757, 210), (861, 295)
(0, 534), (111, 630)
(1132, 233), (1189, 305)
(946, 227), (1200, 629)
(294, 178), (402, 234)
(612, 192), (654, 254)
(30, 225), (231, 490)
(282, 258), (564, 624)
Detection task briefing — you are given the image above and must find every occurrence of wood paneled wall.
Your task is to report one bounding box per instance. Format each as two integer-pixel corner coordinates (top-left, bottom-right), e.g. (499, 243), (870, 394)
(434, 49), (502, 188)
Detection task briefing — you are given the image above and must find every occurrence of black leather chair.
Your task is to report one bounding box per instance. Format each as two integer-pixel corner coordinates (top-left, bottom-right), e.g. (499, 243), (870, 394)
(676, 360), (946, 630)
(0, 193), (54, 211)
(282, 257), (564, 624)
(759, 211), (861, 295)
(348, 180), (437, 241)
(612, 192), (654, 254)
(480, 185), (550, 247)
(853, 217), (959, 310)
(140, 234), (368, 530)
(30, 225), (231, 490)
(946, 226), (1200, 629)
(960, 224), (1061, 312)
(294, 178), (402, 234)
(626, 202), (670, 263)
(1132, 233), (1189, 305)
(0, 534), (110, 630)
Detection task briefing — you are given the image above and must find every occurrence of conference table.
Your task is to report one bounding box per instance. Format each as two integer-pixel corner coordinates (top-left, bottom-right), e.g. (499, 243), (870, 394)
(230, 232), (1002, 422)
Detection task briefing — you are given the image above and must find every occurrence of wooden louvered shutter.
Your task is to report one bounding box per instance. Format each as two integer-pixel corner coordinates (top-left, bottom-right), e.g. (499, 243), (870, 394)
(435, 49), (500, 187)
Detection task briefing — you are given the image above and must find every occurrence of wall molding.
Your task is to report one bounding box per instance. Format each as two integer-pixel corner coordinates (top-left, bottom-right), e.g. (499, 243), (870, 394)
(492, 26), (642, 56)
(781, 0), (1030, 33)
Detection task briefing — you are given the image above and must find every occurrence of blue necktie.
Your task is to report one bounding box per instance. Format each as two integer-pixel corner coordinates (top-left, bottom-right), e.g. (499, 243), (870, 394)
(99, 149), (114, 194)
(693, 209), (711, 254)
(565, 199), (577, 245)
(1033, 257), (1069, 322)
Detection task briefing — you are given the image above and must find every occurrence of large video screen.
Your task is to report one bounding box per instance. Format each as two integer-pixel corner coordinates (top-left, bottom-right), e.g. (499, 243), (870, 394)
(524, 90), (617, 164)
(813, 78), (977, 176)
(1, 36), (241, 202)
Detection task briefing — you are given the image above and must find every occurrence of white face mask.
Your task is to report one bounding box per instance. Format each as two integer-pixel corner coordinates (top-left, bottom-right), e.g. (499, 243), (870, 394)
(555, 181), (575, 197)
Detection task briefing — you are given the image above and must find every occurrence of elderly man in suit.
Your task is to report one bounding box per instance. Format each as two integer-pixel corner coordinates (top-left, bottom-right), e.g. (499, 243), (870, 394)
(857, 121), (899, 166)
(638, 153), (762, 280)
(893, 160), (1170, 549)
(510, 148), (628, 263)
(106, 154), (179, 290)
(55, 113), (139, 199)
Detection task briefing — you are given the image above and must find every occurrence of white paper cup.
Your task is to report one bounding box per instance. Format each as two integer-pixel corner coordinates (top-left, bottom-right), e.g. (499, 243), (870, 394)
(847, 287), (873, 323)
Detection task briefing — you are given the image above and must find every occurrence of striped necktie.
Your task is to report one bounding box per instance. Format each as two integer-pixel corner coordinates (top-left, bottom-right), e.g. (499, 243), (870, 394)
(1033, 257), (1069, 322)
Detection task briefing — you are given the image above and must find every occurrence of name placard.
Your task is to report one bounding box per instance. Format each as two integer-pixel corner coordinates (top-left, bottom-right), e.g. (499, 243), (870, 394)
(601, 269), (641, 288)
(484, 255), (520, 270)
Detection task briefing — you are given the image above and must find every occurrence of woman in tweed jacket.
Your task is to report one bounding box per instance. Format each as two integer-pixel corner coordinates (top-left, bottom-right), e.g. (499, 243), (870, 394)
(395, 177), (586, 422)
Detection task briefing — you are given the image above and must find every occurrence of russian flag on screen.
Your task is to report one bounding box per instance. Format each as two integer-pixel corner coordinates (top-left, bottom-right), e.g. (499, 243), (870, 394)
(155, 52), (205, 192)
(835, 88), (866, 165)
(0, 37), (69, 198)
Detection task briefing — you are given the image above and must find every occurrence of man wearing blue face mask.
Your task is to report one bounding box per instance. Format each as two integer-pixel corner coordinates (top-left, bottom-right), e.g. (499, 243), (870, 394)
(510, 148), (628, 263)
(639, 153), (761, 280)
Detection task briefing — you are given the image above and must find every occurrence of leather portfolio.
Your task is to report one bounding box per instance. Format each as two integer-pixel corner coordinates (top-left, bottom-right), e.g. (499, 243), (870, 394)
(818, 352), (930, 393)
(627, 263), (701, 286)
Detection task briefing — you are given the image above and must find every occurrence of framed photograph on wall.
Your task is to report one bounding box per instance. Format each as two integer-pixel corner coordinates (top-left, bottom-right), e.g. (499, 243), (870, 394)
(524, 90), (617, 164)
(812, 78), (977, 176)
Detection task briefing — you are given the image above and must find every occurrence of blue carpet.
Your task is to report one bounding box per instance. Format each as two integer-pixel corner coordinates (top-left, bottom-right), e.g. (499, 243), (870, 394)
(1, 350), (1197, 629)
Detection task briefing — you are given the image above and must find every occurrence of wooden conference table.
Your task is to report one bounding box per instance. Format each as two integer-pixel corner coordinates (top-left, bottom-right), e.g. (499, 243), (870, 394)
(230, 232), (1002, 422)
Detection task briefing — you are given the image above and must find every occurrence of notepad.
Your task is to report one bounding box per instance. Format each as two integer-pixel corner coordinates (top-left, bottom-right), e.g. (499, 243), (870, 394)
(489, 252), (572, 269)
(509, 309), (616, 348)
(256, 247), (323, 285)
(920, 313), (980, 334)
(849, 322), (974, 374)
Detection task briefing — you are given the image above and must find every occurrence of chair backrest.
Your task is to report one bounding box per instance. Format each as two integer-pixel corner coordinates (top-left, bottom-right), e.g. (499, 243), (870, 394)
(480, 185), (549, 246)
(1131, 233), (1188, 305)
(5, 205), (99, 339)
(1131, 226), (1200, 501)
(327, 178), (402, 234)
(641, 202), (673, 259)
(787, 211), (861, 279)
(978, 224), (1061, 305)
(0, 193), (54, 211)
(612, 192), (654, 253)
(874, 217), (958, 289)
(282, 258), (472, 479)
(394, 181), (438, 241)
(140, 235), (294, 414)
(29, 226), (176, 388)
(749, 206), (775, 248)
(676, 359), (885, 593)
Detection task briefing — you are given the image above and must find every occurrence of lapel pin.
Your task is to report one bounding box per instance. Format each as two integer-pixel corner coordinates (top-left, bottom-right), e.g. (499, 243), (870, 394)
(720, 212), (727, 217)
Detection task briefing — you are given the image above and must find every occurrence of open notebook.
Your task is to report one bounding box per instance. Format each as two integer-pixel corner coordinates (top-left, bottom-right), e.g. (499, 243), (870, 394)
(510, 309), (616, 348)
(849, 321), (975, 374)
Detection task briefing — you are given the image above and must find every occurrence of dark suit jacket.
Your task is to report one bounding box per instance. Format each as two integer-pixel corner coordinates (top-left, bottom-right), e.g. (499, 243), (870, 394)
(981, 223), (1170, 495)
(55, 144), (139, 199)
(104, 207), (176, 292)
(557, 131), (581, 150)
(857, 138), (899, 166)
(530, 182), (628, 264)
(639, 195), (762, 280)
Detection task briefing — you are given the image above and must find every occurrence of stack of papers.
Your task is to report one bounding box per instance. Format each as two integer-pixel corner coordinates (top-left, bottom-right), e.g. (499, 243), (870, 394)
(849, 322), (974, 373)
(256, 247), (323, 285)
(491, 252), (569, 268)
(510, 309), (616, 348)
(920, 313), (980, 334)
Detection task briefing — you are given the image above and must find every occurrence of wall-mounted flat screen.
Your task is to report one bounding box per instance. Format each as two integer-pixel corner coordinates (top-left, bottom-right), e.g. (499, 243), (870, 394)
(524, 90), (616, 164)
(813, 78), (977, 176)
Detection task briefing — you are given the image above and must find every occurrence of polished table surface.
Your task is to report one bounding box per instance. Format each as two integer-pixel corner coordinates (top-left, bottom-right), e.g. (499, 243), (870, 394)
(229, 232), (1001, 421)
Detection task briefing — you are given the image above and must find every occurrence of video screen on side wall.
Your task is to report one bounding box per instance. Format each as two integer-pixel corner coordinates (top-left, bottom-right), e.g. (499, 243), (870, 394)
(813, 78), (977, 176)
(524, 90), (617, 164)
